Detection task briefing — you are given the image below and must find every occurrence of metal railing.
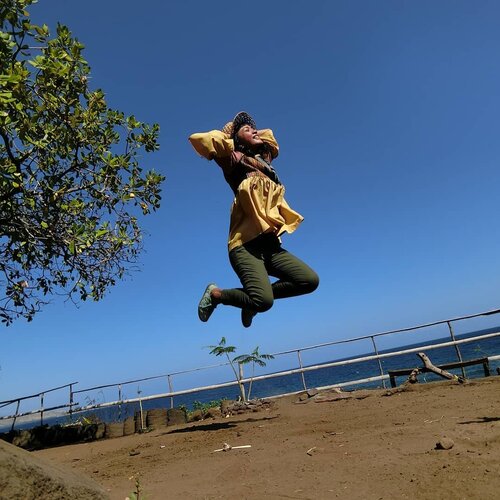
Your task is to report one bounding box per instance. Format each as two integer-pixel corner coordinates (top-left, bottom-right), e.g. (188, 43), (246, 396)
(0, 382), (78, 431)
(2, 307), (500, 430)
(69, 329), (500, 414)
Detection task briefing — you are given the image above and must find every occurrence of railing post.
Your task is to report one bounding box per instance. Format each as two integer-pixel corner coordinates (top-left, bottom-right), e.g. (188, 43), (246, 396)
(297, 350), (308, 391)
(137, 388), (144, 431)
(11, 400), (20, 432)
(167, 375), (174, 409)
(370, 336), (386, 389)
(40, 393), (44, 426)
(69, 383), (75, 422)
(118, 384), (122, 421)
(447, 321), (466, 379)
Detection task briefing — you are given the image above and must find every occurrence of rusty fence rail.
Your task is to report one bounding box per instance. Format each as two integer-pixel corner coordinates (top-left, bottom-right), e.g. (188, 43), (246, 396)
(2, 307), (500, 430)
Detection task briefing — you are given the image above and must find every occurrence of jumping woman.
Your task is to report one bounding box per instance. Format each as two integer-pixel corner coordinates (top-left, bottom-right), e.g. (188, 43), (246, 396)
(189, 112), (319, 328)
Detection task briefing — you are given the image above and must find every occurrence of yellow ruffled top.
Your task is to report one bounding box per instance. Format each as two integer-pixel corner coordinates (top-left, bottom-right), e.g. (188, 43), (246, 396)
(189, 129), (303, 251)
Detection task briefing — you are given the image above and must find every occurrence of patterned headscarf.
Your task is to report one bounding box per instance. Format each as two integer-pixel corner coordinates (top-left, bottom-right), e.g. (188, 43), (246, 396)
(222, 111), (256, 138)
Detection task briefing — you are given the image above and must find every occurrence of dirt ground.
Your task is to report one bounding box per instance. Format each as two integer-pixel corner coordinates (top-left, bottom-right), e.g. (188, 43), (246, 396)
(35, 377), (500, 500)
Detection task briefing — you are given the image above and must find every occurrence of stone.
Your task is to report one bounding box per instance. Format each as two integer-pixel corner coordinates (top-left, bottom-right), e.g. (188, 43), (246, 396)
(295, 392), (310, 403)
(435, 438), (455, 450)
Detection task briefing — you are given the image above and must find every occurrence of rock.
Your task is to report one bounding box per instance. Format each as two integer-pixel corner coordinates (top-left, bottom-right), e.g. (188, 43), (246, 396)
(294, 390), (320, 403)
(247, 399), (262, 406)
(295, 392), (310, 403)
(0, 439), (108, 499)
(435, 438), (455, 450)
(221, 399), (273, 415)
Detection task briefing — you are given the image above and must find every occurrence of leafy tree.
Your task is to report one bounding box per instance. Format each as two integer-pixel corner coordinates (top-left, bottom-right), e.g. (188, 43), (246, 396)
(208, 337), (246, 401)
(233, 346), (274, 400)
(208, 338), (274, 401)
(0, 0), (164, 324)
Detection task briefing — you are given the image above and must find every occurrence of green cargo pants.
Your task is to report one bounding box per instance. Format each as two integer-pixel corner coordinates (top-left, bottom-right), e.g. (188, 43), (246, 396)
(220, 233), (319, 312)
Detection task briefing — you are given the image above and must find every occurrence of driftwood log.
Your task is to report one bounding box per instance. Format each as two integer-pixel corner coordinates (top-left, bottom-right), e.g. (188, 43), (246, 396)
(417, 352), (465, 384)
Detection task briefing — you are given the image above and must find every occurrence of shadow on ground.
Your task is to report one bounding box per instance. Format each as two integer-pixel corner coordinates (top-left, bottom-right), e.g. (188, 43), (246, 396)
(163, 415), (279, 434)
(459, 416), (500, 424)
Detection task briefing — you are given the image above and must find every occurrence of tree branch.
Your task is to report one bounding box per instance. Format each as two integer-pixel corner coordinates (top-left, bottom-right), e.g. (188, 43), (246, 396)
(0, 128), (21, 168)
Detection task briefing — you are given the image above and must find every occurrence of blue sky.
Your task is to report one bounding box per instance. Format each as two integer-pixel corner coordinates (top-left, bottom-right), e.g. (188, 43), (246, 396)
(2, 0), (500, 405)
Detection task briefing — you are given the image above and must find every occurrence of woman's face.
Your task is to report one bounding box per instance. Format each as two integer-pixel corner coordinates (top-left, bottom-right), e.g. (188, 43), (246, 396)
(236, 125), (263, 151)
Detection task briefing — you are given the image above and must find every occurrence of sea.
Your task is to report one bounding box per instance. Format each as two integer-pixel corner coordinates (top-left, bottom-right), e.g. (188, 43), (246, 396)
(2, 326), (499, 432)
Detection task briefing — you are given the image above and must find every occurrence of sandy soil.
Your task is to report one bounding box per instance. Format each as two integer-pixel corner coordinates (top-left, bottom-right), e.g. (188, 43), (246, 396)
(35, 377), (500, 500)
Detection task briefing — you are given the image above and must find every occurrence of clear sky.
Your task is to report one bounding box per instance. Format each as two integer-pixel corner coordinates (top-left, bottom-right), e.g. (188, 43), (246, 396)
(2, 0), (500, 405)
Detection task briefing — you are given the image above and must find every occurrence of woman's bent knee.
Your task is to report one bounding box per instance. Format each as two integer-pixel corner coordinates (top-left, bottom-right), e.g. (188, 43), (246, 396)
(304, 271), (320, 294)
(250, 292), (274, 313)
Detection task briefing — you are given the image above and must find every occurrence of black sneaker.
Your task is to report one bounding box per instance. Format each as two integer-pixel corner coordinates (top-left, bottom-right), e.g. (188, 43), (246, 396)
(241, 309), (257, 328)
